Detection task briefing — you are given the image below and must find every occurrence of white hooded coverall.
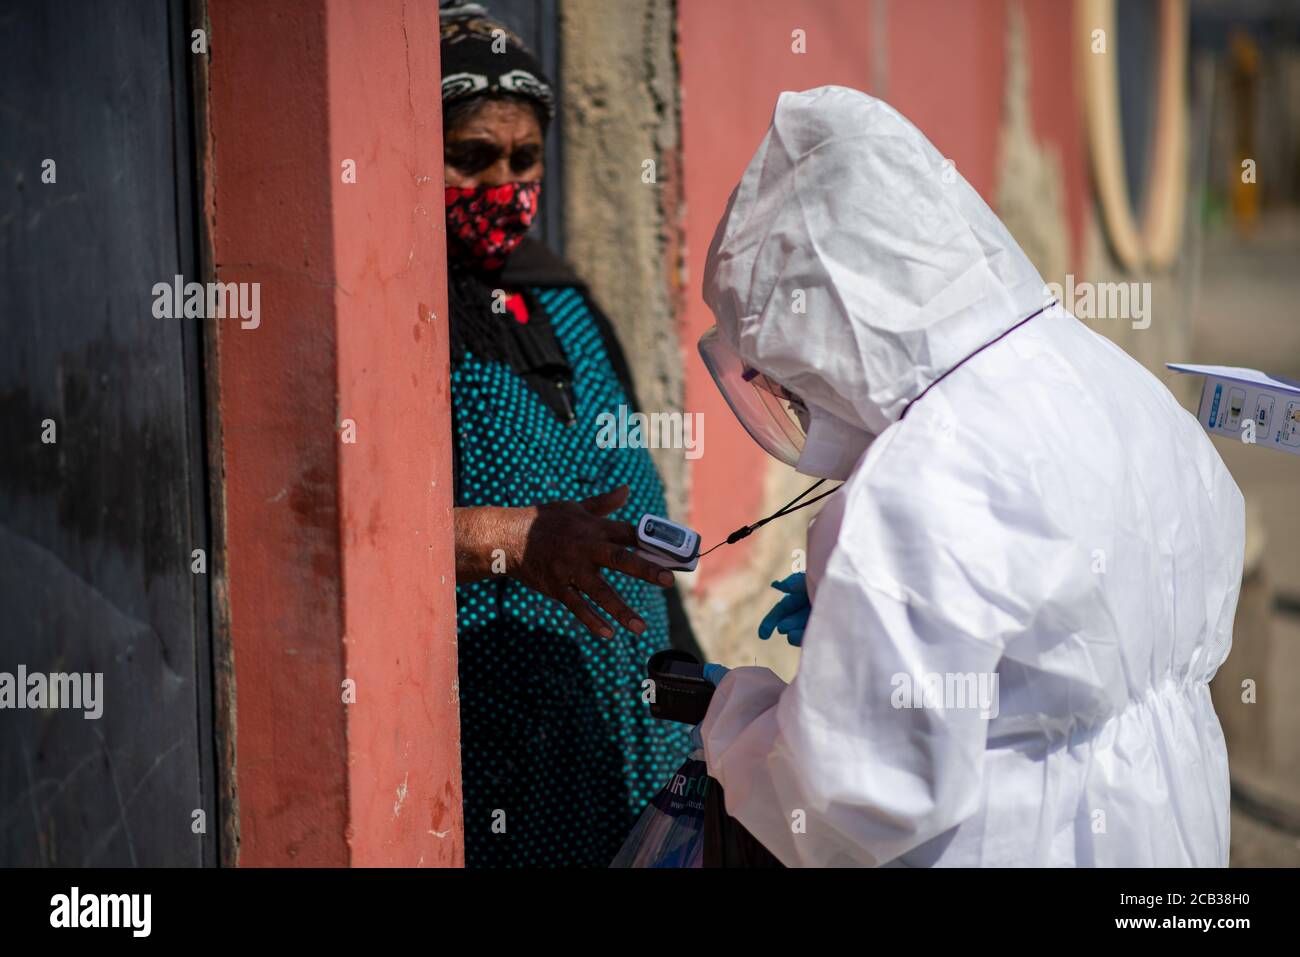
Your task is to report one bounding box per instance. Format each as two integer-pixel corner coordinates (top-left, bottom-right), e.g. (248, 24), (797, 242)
(700, 86), (1244, 867)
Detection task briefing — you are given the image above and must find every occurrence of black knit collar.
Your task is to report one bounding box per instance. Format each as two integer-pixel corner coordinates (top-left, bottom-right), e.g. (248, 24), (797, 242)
(499, 237), (584, 289)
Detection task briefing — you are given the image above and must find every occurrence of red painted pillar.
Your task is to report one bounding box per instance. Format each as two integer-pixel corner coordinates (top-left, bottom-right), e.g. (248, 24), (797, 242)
(204, 0), (462, 866)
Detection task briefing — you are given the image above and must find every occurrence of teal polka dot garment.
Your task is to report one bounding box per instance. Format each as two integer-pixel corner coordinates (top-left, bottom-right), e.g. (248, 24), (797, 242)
(450, 286), (693, 868)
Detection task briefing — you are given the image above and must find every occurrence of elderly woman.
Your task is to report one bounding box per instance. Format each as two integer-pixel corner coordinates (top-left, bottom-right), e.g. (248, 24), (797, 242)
(439, 6), (696, 867)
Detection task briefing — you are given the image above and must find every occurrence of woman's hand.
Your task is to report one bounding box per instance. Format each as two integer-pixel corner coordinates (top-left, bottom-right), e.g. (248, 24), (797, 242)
(454, 486), (675, 639)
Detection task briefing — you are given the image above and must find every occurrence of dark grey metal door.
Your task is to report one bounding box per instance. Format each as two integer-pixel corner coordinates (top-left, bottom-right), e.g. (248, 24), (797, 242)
(490, 0), (564, 254)
(0, 0), (217, 865)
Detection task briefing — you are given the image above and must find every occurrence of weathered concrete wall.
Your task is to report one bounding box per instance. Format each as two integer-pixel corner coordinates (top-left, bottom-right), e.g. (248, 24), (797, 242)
(559, 0), (798, 673)
(559, 0), (690, 522)
(559, 0), (799, 673)
(995, 0), (1072, 291)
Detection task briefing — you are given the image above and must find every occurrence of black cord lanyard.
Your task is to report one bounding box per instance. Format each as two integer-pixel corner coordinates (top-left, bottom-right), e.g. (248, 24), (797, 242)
(698, 479), (841, 558)
(898, 302), (1051, 420)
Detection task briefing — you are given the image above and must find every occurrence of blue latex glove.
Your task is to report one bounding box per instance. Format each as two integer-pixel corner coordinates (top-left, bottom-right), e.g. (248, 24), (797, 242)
(757, 572), (810, 647)
(689, 664), (731, 749)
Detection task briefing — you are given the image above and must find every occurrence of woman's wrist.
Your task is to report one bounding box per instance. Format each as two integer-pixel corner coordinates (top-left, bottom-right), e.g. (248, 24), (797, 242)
(453, 505), (531, 583)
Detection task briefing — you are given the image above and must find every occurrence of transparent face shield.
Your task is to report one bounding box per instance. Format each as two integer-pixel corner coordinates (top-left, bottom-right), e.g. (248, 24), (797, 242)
(698, 326), (808, 467)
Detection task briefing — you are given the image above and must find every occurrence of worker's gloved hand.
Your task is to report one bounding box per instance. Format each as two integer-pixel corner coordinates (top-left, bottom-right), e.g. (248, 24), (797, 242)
(757, 572), (810, 646)
(689, 664), (731, 750)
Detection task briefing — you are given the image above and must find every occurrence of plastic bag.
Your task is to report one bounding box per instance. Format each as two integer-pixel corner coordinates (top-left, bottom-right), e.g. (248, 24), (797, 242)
(703, 779), (785, 867)
(610, 751), (709, 868)
(617, 650), (786, 867)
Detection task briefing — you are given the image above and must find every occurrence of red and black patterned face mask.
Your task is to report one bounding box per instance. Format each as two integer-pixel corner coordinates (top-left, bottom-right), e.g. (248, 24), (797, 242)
(444, 181), (540, 271)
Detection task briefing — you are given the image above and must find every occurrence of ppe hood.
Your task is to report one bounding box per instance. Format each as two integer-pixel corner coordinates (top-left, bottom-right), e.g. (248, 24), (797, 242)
(702, 86), (1048, 434)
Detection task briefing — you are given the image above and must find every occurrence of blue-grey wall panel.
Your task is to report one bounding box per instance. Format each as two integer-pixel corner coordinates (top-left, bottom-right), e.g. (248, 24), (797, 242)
(485, 0), (565, 255)
(0, 0), (216, 866)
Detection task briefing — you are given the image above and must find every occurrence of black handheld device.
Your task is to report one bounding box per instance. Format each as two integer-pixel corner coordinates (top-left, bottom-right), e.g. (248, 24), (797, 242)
(646, 649), (715, 725)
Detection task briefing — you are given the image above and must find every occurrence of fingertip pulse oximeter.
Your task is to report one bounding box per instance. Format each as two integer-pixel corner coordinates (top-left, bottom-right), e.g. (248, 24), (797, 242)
(635, 514), (700, 572)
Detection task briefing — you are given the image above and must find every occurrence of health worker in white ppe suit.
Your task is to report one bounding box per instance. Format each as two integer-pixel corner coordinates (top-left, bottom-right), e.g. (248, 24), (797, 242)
(696, 86), (1244, 868)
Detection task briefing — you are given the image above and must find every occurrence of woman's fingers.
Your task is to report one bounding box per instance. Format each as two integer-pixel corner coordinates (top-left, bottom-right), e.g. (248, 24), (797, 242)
(580, 484), (630, 516)
(517, 493), (673, 636)
(596, 542), (674, 587)
(580, 574), (646, 635)
(558, 584), (613, 639)
(594, 517), (638, 547)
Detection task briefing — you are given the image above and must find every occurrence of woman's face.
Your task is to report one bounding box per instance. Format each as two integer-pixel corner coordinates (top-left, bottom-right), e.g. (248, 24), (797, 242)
(444, 99), (544, 188)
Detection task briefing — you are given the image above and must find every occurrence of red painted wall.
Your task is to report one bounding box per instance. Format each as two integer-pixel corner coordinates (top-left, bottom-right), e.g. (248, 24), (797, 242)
(207, 0), (461, 866)
(886, 0), (1006, 200)
(887, 0), (1086, 266)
